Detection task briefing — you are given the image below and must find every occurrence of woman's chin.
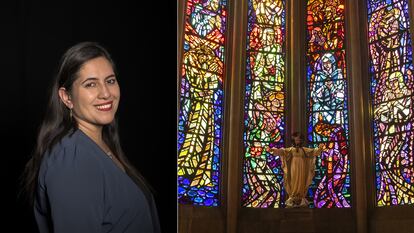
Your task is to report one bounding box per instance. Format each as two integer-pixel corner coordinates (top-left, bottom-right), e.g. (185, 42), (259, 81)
(95, 117), (115, 126)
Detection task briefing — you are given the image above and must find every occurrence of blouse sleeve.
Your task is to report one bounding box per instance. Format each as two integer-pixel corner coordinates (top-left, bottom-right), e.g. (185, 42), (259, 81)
(44, 147), (104, 233)
(149, 195), (162, 233)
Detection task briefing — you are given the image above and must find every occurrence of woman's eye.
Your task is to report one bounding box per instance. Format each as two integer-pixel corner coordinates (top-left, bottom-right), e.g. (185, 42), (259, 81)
(107, 79), (117, 84)
(84, 82), (96, 88)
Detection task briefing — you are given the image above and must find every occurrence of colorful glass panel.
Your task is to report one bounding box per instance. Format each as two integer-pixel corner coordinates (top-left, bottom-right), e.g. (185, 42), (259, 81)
(242, 0), (287, 208)
(178, 0), (228, 206)
(306, 0), (351, 208)
(367, 0), (414, 206)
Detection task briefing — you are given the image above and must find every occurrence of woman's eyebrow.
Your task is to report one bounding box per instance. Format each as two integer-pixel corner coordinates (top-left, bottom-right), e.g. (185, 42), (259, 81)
(81, 77), (98, 84)
(105, 74), (116, 79)
(81, 74), (115, 84)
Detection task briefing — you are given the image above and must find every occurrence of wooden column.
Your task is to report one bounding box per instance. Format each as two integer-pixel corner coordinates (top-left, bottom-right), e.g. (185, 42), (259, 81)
(177, 0), (185, 85)
(345, 0), (369, 233)
(289, 0), (307, 135)
(225, 0), (248, 232)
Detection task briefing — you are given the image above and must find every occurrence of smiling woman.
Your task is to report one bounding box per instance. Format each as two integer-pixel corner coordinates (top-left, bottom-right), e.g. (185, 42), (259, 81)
(22, 42), (161, 233)
(59, 56), (121, 144)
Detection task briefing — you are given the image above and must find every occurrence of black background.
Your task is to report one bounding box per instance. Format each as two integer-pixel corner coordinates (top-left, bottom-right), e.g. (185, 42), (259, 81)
(1, 1), (176, 232)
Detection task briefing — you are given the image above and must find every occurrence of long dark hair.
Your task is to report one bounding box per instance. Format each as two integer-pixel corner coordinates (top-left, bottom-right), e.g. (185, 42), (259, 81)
(21, 41), (152, 205)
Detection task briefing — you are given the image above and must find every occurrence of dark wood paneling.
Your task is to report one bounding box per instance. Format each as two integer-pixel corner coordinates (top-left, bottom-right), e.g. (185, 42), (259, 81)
(239, 208), (355, 233)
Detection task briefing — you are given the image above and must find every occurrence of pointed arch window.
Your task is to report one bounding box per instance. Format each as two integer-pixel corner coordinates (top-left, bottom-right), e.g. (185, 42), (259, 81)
(367, 0), (414, 206)
(241, 0), (287, 208)
(305, 0), (352, 208)
(178, 0), (229, 206)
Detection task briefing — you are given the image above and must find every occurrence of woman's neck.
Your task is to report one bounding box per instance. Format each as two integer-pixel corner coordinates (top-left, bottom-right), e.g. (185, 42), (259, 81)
(77, 123), (104, 145)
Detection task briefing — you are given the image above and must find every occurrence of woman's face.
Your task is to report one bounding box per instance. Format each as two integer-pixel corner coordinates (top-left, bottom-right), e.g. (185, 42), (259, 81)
(62, 56), (120, 129)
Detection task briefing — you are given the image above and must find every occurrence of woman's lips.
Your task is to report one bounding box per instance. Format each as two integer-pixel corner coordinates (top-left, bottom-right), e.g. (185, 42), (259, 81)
(95, 101), (113, 111)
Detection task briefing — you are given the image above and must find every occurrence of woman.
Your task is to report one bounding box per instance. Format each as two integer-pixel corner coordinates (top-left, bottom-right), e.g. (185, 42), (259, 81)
(268, 132), (323, 208)
(22, 42), (161, 233)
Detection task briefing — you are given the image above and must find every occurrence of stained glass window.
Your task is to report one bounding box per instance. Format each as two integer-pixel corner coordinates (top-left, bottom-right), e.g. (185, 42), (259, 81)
(242, 0), (287, 208)
(367, 0), (414, 206)
(305, 0), (351, 208)
(178, 0), (228, 206)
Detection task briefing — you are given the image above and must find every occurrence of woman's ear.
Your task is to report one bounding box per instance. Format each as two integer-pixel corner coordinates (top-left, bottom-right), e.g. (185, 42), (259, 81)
(58, 87), (73, 109)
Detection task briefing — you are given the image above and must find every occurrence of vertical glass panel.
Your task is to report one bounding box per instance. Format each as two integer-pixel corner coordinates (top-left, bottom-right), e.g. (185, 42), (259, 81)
(306, 0), (351, 208)
(367, 0), (414, 206)
(178, 0), (228, 206)
(242, 0), (287, 208)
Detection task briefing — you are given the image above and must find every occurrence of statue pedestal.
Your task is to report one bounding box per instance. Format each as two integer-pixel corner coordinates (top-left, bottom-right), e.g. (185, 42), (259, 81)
(279, 208), (315, 233)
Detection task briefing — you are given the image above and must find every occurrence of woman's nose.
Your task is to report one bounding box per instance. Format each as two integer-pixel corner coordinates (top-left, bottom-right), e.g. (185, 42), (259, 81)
(98, 84), (111, 99)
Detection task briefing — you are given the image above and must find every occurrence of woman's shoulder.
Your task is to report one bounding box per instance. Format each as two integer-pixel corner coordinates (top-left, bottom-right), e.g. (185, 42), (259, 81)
(43, 129), (100, 168)
(47, 130), (80, 154)
(39, 130), (104, 182)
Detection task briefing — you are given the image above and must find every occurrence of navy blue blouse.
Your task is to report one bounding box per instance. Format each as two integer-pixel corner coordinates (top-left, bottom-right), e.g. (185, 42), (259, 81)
(34, 129), (161, 233)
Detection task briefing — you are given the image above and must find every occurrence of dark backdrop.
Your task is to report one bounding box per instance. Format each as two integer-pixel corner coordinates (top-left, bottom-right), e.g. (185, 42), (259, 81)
(1, 1), (176, 232)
